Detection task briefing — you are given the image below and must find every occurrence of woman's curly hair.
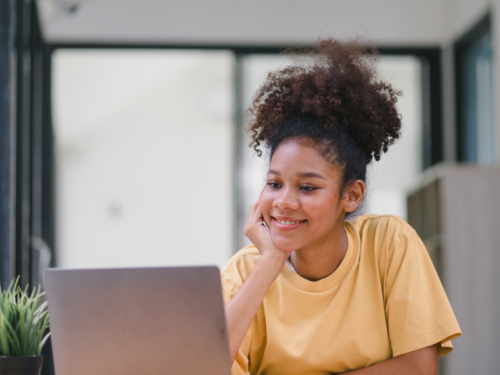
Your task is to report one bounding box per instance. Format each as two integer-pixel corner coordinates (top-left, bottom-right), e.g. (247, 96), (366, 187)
(246, 38), (402, 191)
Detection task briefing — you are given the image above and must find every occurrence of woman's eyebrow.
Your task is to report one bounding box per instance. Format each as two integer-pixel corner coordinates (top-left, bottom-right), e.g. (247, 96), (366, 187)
(267, 169), (326, 180)
(298, 172), (326, 180)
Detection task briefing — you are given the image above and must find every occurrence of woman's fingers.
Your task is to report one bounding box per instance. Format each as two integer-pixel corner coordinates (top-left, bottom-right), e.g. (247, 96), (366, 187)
(254, 204), (264, 225)
(244, 202), (261, 238)
(248, 202), (263, 225)
(246, 203), (258, 226)
(244, 202), (270, 244)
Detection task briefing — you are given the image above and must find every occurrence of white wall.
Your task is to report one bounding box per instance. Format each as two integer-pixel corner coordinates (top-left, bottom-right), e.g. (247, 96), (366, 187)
(444, 0), (490, 40)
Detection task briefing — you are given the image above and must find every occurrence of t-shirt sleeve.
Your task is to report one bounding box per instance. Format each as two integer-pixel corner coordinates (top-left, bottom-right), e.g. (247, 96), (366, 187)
(384, 228), (462, 358)
(221, 274), (252, 375)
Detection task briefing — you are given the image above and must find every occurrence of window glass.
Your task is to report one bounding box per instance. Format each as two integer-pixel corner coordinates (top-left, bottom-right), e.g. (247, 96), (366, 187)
(366, 56), (423, 219)
(53, 49), (234, 268)
(458, 34), (494, 164)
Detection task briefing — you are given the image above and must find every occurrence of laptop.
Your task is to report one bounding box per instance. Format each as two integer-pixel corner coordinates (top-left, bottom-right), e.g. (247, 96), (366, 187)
(44, 266), (231, 375)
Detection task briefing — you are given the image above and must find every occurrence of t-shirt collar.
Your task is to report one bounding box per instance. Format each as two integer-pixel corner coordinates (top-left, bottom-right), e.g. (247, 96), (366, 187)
(280, 222), (358, 292)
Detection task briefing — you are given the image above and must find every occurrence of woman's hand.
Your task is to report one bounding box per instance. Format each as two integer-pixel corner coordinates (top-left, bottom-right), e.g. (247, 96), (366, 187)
(225, 203), (289, 364)
(243, 202), (288, 270)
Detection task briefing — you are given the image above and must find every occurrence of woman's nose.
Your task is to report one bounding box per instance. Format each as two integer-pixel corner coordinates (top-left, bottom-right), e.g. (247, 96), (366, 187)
(273, 189), (300, 210)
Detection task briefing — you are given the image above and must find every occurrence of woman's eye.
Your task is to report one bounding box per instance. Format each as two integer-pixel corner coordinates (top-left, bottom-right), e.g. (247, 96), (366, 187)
(267, 182), (281, 189)
(300, 186), (317, 192)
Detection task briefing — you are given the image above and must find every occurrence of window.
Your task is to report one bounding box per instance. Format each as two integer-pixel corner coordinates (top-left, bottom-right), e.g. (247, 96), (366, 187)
(53, 49), (234, 269)
(456, 14), (494, 165)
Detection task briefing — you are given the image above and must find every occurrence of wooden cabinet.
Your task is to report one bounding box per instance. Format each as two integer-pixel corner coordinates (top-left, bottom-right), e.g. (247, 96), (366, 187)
(407, 165), (500, 375)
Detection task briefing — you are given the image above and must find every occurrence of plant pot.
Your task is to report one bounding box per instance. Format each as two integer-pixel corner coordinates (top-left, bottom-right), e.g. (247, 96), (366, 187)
(0, 357), (43, 375)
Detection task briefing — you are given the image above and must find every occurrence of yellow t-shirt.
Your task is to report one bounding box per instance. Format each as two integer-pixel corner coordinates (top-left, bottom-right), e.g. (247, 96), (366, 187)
(221, 214), (461, 375)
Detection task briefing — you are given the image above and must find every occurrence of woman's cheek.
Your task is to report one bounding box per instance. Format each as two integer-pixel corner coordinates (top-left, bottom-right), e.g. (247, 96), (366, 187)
(258, 188), (274, 217)
(305, 202), (337, 230)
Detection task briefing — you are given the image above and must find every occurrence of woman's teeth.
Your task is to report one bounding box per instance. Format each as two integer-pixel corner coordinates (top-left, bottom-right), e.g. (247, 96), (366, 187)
(277, 220), (302, 225)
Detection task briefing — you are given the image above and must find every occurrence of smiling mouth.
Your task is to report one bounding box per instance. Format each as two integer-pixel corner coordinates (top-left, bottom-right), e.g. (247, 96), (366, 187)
(274, 219), (305, 225)
(271, 217), (307, 230)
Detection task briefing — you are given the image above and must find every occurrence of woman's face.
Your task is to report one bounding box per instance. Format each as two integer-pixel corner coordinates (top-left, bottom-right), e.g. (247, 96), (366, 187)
(259, 138), (353, 252)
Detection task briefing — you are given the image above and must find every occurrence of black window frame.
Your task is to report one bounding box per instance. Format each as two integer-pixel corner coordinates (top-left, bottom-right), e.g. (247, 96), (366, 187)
(0, 0), (55, 289)
(0, 1), (55, 374)
(0, 0), (17, 290)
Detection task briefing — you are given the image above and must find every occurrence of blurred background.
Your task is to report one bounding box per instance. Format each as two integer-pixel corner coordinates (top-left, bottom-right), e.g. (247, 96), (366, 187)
(0, 0), (499, 374)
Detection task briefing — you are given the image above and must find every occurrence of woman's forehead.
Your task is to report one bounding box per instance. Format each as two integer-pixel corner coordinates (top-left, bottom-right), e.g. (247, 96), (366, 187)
(270, 139), (340, 177)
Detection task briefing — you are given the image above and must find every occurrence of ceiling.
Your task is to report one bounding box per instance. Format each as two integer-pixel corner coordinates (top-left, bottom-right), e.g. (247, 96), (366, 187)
(38, 0), (448, 46)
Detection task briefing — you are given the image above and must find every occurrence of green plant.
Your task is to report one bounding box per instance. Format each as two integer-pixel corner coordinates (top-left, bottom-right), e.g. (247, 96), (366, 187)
(0, 278), (50, 357)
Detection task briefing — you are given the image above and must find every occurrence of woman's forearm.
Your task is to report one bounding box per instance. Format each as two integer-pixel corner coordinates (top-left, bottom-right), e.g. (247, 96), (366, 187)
(225, 255), (283, 363)
(342, 345), (438, 375)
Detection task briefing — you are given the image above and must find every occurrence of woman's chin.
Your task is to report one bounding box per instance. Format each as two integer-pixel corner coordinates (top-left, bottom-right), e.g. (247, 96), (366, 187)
(271, 234), (303, 252)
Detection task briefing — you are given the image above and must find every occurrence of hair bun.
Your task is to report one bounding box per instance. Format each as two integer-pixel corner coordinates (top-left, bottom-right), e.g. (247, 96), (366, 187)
(247, 38), (402, 163)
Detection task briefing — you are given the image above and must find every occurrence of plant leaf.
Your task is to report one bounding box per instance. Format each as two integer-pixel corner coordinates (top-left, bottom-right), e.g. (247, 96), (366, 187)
(0, 279), (51, 356)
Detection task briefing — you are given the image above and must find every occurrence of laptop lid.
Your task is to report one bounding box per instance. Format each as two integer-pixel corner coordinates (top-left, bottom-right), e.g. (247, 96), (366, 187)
(45, 266), (231, 375)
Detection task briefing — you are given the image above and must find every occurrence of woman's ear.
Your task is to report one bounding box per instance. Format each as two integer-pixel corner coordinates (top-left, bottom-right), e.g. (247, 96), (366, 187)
(343, 180), (366, 213)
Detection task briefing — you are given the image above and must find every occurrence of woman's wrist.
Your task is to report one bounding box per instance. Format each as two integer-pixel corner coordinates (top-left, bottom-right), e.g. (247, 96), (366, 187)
(256, 252), (287, 280)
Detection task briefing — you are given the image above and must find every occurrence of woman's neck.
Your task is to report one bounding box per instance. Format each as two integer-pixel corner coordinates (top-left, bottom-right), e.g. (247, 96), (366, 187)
(290, 219), (348, 282)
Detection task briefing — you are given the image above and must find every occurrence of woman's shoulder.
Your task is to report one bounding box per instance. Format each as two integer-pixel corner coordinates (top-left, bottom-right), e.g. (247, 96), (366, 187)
(347, 213), (416, 238)
(220, 244), (260, 287)
(346, 214), (422, 265)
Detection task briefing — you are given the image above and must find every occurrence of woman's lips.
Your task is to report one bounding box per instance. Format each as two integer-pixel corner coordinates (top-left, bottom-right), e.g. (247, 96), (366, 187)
(271, 217), (307, 232)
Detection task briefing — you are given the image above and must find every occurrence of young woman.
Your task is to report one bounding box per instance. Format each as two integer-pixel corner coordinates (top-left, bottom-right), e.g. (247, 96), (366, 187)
(222, 40), (461, 375)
